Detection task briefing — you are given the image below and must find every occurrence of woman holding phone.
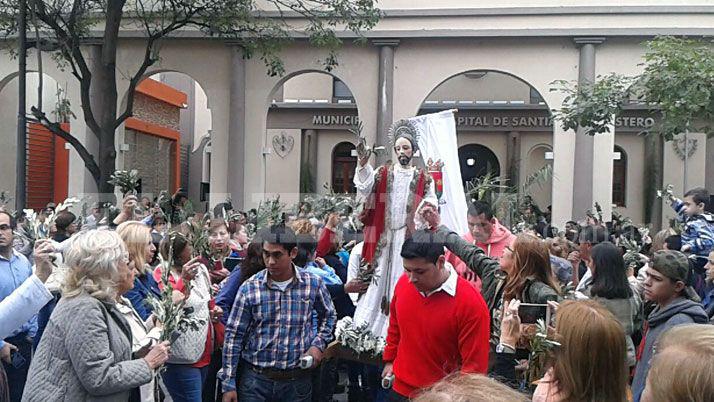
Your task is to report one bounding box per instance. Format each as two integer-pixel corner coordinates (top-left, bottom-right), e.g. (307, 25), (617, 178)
(421, 205), (561, 347)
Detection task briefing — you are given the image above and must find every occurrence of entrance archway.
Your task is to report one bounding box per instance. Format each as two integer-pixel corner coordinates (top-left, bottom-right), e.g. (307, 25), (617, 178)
(458, 144), (500, 186)
(266, 71), (359, 202)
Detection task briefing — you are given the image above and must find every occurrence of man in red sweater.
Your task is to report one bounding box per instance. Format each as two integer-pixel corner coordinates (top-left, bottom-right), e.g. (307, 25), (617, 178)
(382, 229), (490, 400)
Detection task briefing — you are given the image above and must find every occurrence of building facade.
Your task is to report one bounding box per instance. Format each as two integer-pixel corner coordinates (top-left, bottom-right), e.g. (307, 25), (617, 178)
(1, 1), (713, 228)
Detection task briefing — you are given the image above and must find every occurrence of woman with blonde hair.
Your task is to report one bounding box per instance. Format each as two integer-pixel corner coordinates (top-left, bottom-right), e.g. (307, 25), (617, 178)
(641, 324), (714, 402)
(533, 300), (629, 402)
(412, 373), (528, 402)
(23, 230), (170, 401)
(117, 221), (162, 320)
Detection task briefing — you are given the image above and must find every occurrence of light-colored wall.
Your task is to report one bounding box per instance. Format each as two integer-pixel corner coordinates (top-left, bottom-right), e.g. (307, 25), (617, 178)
(521, 134), (554, 210)
(265, 128), (301, 206)
(281, 73), (334, 101)
(316, 130), (356, 193)
(662, 132), (708, 224)
(244, 42), (379, 208)
(425, 72), (532, 103)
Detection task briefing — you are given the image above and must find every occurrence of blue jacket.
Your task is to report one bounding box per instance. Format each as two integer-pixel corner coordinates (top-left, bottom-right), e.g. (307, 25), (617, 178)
(124, 270), (162, 321)
(216, 266), (243, 325)
(671, 198), (714, 257)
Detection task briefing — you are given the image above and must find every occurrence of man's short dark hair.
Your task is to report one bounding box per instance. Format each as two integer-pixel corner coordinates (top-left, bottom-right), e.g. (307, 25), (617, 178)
(259, 224), (297, 252)
(400, 229), (445, 265)
(467, 200), (494, 220)
(579, 225), (609, 245)
(0, 210), (16, 229)
(664, 235), (682, 252)
(54, 211), (76, 231)
(684, 187), (710, 207)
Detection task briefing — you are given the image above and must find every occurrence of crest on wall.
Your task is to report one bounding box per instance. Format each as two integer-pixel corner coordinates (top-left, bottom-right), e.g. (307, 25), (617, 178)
(272, 131), (294, 158)
(672, 137), (697, 160)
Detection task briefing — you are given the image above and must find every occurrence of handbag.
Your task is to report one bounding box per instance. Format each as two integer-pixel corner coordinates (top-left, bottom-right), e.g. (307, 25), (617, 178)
(168, 266), (211, 364)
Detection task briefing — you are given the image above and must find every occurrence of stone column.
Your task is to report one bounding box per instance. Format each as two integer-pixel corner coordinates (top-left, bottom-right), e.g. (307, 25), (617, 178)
(373, 40), (399, 165)
(506, 131), (521, 187)
(85, 43), (103, 196)
(644, 132), (664, 230)
(571, 37), (605, 220)
(301, 129), (319, 194)
(227, 44), (246, 209)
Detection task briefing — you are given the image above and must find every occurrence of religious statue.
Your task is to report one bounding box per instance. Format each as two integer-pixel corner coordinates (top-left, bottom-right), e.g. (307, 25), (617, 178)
(352, 119), (438, 339)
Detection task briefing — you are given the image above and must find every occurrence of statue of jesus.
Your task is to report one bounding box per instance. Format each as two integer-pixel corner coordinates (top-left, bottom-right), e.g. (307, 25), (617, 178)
(353, 119), (438, 338)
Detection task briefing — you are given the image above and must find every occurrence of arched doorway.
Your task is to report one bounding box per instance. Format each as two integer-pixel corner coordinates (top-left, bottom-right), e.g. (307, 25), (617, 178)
(418, 70), (554, 224)
(266, 71), (359, 202)
(526, 144), (554, 210)
(331, 142), (357, 193)
(458, 144), (500, 186)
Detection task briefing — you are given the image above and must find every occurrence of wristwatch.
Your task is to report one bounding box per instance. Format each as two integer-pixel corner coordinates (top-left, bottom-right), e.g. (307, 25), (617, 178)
(496, 343), (516, 354)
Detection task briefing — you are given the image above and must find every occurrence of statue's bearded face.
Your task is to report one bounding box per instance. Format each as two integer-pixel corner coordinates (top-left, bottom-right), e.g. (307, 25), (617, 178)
(394, 137), (414, 166)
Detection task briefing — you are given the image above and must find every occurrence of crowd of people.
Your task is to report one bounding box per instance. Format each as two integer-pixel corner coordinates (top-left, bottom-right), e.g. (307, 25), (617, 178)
(2, 173), (714, 402)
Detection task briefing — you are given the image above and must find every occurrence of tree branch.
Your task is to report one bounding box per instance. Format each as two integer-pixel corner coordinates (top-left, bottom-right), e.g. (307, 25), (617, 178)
(30, 106), (101, 182)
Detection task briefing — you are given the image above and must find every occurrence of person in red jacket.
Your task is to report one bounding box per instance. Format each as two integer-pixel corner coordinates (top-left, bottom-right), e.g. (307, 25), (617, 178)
(382, 229), (490, 400)
(445, 200), (515, 292)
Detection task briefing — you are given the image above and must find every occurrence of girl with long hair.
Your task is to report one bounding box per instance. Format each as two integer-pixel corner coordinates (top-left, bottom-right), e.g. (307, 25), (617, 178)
(533, 300), (629, 402)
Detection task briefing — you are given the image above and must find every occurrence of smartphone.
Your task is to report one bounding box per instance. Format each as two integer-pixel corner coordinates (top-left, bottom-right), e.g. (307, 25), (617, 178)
(224, 257), (243, 272)
(518, 303), (551, 325)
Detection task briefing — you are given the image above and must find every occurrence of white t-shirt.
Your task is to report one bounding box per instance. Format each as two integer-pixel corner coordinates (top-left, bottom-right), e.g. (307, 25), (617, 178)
(272, 278), (292, 292)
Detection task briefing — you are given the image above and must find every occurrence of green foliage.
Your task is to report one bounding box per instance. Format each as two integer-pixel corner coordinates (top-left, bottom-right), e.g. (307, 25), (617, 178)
(0, 0), (381, 78)
(526, 319), (560, 387)
(551, 37), (714, 140)
(465, 164), (553, 230)
(551, 74), (635, 136)
(145, 232), (206, 347)
(640, 37), (714, 140)
(108, 169), (141, 196)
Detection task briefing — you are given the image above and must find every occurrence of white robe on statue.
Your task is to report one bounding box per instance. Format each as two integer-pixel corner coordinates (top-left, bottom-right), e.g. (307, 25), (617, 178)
(352, 163), (437, 339)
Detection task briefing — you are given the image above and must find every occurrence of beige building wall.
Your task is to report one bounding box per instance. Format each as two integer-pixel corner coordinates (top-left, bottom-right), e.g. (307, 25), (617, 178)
(265, 128), (302, 206)
(425, 72), (532, 103)
(520, 133), (554, 210)
(281, 73), (334, 101)
(662, 132), (708, 225)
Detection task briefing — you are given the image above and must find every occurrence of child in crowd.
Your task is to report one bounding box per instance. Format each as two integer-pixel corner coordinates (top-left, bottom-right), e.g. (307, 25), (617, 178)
(668, 187), (714, 259)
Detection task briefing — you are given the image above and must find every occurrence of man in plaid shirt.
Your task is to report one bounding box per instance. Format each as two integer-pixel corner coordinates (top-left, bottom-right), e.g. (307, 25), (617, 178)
(220, 225), (337, 402)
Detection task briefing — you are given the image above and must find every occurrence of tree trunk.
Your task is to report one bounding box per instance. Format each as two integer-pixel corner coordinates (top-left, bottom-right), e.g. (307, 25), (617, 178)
(89, 43), (119, 198)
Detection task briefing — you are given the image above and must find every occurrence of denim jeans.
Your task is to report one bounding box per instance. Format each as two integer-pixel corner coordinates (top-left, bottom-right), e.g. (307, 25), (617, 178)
(162, 364), (208, 402)
(2, 334), (32, 402)
(239, 366), (312, 402)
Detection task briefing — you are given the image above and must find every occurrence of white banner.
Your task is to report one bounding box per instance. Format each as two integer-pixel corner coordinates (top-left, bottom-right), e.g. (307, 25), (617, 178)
(410, 110), (469, 235)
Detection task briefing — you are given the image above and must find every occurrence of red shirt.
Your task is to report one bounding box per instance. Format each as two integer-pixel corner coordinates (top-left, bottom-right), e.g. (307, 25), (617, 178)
(383, 273), (490, 398)
(153, 267), (214, 368)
